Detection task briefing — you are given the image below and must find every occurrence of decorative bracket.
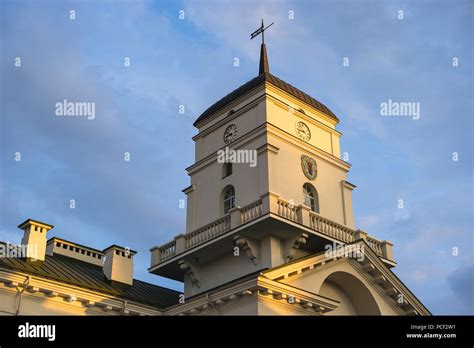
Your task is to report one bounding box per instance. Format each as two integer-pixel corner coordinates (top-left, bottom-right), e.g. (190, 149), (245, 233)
(285, 233), (308, 263)
(233, 235), (258, 265)
(178, 260), (201, 288)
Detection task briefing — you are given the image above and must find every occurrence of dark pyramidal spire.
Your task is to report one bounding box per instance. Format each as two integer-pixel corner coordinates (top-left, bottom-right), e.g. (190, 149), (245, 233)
(192, 19), (340, 127)
(250, 19), (273, 75)
(259, 43), (269, 74)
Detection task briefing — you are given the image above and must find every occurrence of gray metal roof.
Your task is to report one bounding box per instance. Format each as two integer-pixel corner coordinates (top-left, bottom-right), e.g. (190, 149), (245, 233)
(193, 72), (339, 127)
(0, 253), (180, 309)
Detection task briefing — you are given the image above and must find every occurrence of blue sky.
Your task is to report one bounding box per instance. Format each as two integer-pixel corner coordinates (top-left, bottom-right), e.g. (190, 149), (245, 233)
(1, 0), (472, 314)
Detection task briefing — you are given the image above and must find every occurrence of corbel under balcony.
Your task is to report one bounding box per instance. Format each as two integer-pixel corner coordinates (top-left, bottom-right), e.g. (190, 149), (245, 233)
(149, 192), (396, 278)
(178, 260), (201, 288)
(233, 235), (258, 265)
(284, 233), (309, 263)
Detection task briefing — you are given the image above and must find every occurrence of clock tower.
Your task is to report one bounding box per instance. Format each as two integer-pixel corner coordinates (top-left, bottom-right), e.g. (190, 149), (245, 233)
(149, 39), (396, 299)
(147, 34), (430, 316)
(146, 22), (443, 317)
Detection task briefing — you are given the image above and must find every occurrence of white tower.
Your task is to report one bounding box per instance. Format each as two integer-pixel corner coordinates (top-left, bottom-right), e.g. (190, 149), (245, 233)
(149, 39), (395, 300)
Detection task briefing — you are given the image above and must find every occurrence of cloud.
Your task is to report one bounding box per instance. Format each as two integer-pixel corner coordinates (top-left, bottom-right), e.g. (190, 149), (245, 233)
(1, 0), (472, 305)
(448, 264), (474, 313)
(358, 214), (380, 229)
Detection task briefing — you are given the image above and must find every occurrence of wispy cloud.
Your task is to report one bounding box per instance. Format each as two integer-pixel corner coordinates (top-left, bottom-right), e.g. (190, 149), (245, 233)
(1, 0), (472, 311)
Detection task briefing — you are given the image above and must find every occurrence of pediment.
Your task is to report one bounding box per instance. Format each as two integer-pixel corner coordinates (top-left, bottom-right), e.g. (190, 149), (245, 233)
(262, 240), (430, 315)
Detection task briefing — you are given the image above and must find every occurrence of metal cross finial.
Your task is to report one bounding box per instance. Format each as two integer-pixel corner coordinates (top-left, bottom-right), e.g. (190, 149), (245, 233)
(250, 19), (274, 44)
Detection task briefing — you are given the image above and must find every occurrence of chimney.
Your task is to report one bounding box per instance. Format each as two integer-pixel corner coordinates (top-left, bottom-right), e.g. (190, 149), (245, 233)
(103, 245), (137, 286)
(46, 237), (105, 266)
(18, 219), (54, 262)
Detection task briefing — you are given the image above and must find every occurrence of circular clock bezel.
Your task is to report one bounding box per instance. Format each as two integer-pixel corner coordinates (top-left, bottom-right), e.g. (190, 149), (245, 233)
(223, 124), (238, 144)
(295, 121), (311, 141)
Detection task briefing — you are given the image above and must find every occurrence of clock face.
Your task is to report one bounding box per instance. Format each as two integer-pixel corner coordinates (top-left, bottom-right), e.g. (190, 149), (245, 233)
(223, 124), (238, 144)
(295, 121), (311, 141)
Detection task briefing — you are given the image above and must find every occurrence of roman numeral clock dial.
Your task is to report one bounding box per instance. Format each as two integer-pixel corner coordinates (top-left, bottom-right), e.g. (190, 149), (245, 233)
(223, 124), (238, 144)
(296, 121), (311, 141)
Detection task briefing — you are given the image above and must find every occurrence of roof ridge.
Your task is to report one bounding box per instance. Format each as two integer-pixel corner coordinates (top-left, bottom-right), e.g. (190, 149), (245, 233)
(131, 277), (182, 294)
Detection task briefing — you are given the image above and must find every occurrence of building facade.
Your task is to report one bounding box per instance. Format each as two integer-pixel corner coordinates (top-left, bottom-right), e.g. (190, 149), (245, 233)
(0, 219), (179, 315)
(148, 43), (430, 316)
(0, 42), (430, 316)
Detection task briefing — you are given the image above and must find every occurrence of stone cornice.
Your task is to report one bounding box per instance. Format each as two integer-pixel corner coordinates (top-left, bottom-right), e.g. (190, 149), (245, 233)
(192, 85), (266, 133)
(262, 240), (430, 316)
(265, 83), (339, 126)
(186, 123), (350, 177)
(0, 268), (163, 316)
(342, 180), (357, 190)
(349, 258), (405, 315)
(356, 242), (431, 316)
(164, 273), (339, 316)
(186, 123), (268, 175)
(266, 123), (351, 172)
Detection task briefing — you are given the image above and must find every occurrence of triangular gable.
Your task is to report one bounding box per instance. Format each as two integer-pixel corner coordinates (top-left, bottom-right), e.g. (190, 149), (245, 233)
(262, 240), (431, 316)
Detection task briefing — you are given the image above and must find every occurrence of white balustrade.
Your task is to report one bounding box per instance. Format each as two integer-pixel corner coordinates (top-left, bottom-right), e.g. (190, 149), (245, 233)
(152, 194), (390, 265)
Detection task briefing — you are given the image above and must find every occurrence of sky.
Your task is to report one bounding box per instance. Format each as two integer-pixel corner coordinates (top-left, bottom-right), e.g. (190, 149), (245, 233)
(0, 0), (472, 314)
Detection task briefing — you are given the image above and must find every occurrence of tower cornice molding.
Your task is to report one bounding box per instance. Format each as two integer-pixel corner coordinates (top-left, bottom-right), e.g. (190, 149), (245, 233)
(186, 120), (350, 177)
(186, 123), (268, 175)
(193, 85), (266, 134)
(264, 82), (339, 127)
(266, 123), (351, 172)
(265, 91), (342, 136)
